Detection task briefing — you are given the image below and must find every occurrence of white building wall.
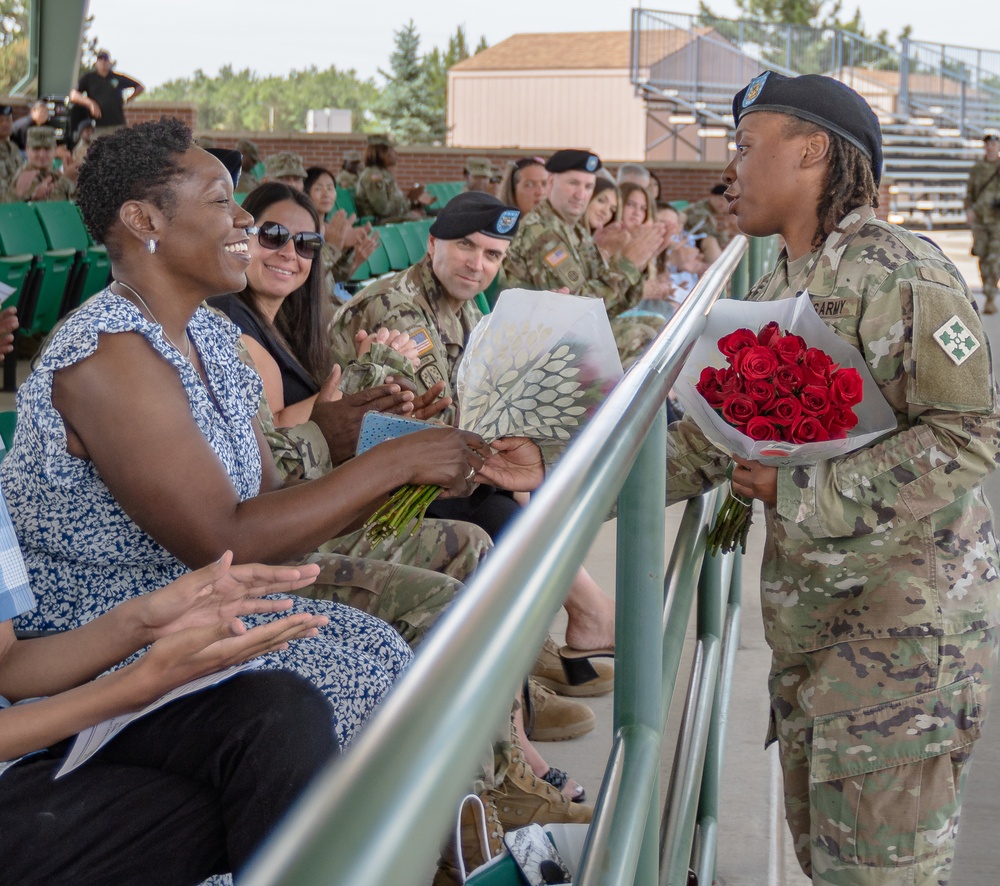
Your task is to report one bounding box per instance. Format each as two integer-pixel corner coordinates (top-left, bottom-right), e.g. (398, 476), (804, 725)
(448, 68), (648, 162)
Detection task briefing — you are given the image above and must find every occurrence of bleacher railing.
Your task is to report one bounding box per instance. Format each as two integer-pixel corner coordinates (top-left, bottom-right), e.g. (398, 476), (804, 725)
(243, 236), (774, 886)
(630, 8), (1000, 136)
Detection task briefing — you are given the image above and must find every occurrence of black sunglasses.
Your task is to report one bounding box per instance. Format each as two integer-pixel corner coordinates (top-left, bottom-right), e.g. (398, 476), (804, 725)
(251, 222), (324, 260)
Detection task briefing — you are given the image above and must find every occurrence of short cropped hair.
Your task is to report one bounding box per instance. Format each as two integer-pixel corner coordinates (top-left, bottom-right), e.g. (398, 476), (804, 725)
(76, 117), (192, 255)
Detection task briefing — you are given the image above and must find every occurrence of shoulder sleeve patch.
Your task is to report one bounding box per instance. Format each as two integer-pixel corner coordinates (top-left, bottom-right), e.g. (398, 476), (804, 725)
(545, 247), (569, 267)
(408, 327), (434, 356)
(917, 265), (959, 287)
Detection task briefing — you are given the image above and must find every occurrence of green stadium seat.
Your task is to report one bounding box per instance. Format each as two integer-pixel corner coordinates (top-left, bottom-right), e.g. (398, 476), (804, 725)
(335, 187), (358, 216)
(0, 409), (15, 460)
(397, 221), (429, 264)
(234, 191), (248, 205)
(377, 225), (410, 271)
(0, 203), (76, 338)
(350, 259), (371, 283)
(365, 239), (391, 277)
(32, 202), (111, 313)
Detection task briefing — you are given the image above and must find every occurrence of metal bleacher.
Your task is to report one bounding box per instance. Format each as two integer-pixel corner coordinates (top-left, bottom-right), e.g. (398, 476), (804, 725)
(631, 9), (1000, 226)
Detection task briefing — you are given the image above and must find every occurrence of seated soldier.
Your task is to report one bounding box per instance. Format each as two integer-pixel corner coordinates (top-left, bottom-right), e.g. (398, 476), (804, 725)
(5, 126), (75, 203)
(262, 151), (307, 191)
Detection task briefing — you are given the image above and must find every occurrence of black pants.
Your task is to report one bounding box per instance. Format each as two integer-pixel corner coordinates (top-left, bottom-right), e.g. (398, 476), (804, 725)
(0, 670), (338, 885)
(426, 484), (520, 543)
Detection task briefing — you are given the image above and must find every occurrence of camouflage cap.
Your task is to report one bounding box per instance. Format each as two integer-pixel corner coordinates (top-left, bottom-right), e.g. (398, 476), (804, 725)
(235, 138), (261, 162)
(367, 133), (393, 147)
(26, 126), (55, 149)
(343, 149), (362, 163)
(264, 151), (307, 180)
(464, 157), (492, 176)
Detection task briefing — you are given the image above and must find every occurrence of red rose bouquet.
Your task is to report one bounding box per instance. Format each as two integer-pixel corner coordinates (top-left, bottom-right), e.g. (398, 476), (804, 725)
(674, 294), (896, 555)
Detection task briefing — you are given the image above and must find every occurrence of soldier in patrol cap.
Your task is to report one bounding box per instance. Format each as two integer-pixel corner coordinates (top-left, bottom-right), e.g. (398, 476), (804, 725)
(234, 138), (262, 194)
(663, 70), (1000, 885)
(502, 148), (670, 367)
(262, 151), (307, 191)
(355, 132), (434, 224)
(463, 156), (493, 194)
(965, 132), (1000, 314)
(6, 126), (75, 203)
(0, 106), (22, 194)
(336, 148), (363, 190)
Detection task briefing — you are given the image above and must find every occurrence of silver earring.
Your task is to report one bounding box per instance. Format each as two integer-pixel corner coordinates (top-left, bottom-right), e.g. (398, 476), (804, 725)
(147, 239), (157, 255)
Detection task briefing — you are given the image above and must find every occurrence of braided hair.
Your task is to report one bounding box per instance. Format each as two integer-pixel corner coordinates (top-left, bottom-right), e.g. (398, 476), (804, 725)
(784, 117), (880, 249)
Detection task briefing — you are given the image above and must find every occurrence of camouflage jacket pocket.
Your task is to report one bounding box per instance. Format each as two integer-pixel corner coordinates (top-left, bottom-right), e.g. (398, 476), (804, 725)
(810, 676), (981, 783)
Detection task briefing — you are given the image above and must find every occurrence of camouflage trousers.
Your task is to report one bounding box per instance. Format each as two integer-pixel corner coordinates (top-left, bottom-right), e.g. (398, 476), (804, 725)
(768, 629), (998, 885)
(971, 221), (1000, 297)
(296, 518), (491, 647)
(611, 312), (667, 370)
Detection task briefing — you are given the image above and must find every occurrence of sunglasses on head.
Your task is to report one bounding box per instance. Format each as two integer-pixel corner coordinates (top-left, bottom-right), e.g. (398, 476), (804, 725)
(250, 222), (324, 260)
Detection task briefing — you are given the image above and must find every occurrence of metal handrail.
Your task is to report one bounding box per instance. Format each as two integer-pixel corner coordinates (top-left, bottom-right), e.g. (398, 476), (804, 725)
(243, 237), (751, 886)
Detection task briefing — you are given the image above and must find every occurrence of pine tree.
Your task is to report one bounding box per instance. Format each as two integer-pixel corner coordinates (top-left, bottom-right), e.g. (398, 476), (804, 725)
(373, 21), (440, 145)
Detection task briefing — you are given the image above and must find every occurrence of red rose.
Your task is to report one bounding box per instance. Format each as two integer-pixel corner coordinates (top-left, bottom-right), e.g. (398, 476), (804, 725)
(830, 367), (864, 407)
(773, 363), (803, 396)
(790, 415), (830, 443)
(745, 415), (782, 441)
(774, 333), (807, 365)
(719, 328), (758, 363)
(746, 378), (776, 407)
(799, 384), (831, 416)
(737, 345), (780, 380)
(770, 397), (803, 427)
(801, 347), (835, 385)
(721, 393), (757, 427)
(756, 321), (781, 348)
(823, 406), (859, 438)
(696, 366), (727, 408)
(718, 366), (741, 395)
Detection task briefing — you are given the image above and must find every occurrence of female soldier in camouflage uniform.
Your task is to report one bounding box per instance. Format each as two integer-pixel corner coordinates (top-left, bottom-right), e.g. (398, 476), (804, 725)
(667, 72), (1000, 885)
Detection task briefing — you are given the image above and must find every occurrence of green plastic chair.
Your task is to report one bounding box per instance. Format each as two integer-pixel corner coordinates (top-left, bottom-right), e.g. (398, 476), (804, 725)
(350, 259), (371, 283)
(0, 204), (77, 337)
(397, 222), (428, 264)
(32, 202), (111, 312)
(377, 225), (410, 271)
(234, 191), (248, 205)
(335, 188), (359, 217)
(252, 160), (266, 182)
(365, 240), (391, 277)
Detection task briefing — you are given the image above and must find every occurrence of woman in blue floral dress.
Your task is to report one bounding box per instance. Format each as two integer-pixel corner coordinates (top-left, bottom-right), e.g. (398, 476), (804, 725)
(0, 119), (494, 747)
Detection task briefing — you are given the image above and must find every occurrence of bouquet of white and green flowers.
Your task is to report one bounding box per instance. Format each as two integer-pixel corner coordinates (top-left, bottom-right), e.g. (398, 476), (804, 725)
(364, 290), (623, 543)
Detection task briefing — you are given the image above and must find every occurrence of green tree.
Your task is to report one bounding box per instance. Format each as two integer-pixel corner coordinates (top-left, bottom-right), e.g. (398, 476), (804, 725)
(372, 20), (440, 144)
(423, 25), (488, 143)
(0, 1), (28, 94)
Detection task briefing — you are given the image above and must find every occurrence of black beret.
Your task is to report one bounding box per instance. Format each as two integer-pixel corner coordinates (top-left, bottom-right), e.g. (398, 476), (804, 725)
(0, 106), (11, 117)
(205, 147), (243, 188)
(429, 191), (521, 241)
(733, 71), (883, 186)
(984, 134), (999, 143)
(545, 149), (602, 174)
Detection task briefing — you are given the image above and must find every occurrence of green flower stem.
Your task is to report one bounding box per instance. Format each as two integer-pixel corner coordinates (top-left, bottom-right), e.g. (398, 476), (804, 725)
(706, 485), (754, 556)
(364, 484), (444, 544)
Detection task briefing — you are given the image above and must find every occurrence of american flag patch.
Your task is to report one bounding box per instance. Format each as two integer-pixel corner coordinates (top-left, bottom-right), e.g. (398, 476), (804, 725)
(545, 248), (568, 267)
(409, 327), (434, 356)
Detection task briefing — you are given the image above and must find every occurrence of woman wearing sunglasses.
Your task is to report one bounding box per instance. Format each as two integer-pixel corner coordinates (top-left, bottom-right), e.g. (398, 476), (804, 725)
(209, 183), (334, 427)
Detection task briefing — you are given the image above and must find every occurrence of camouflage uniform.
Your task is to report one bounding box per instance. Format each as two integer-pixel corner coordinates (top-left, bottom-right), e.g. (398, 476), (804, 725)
(502, 198), (665, 368)
(683, 197), (731, 247)
(4, 166), (75, 203)
(355, 165), (411, 223)
(964, 158), (1000, 301)
(336, 169), (358, 191)
(235, 169), (260, 195)
(329, 255), (480, 426)
(0, 139), (23, 193)
(236, 325), (492, 648)
(666, 207), (1000, 884)
(319, 242), (356, 298)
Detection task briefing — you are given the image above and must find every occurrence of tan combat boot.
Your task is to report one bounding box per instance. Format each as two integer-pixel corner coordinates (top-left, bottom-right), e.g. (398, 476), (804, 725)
(531, 635), (614, 697)
(524, 678), (595, 741)
(985, 294), (998, 314)
(487, 732), (594, 831)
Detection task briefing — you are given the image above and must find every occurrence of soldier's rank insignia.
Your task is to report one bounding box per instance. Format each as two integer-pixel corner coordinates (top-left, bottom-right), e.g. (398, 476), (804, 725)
(932, 315), (981, 366)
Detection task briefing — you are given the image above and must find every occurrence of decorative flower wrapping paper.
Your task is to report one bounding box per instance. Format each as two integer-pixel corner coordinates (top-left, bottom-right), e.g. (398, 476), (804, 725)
(673, 293), (897, 466)
(456, 289), (624, 441)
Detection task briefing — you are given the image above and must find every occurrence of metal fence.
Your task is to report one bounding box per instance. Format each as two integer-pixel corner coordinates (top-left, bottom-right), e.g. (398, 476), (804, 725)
(240, 236), (780, 886)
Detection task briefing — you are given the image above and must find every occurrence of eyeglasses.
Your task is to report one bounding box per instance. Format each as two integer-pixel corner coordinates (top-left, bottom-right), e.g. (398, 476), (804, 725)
(250, 222), (324, 260)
